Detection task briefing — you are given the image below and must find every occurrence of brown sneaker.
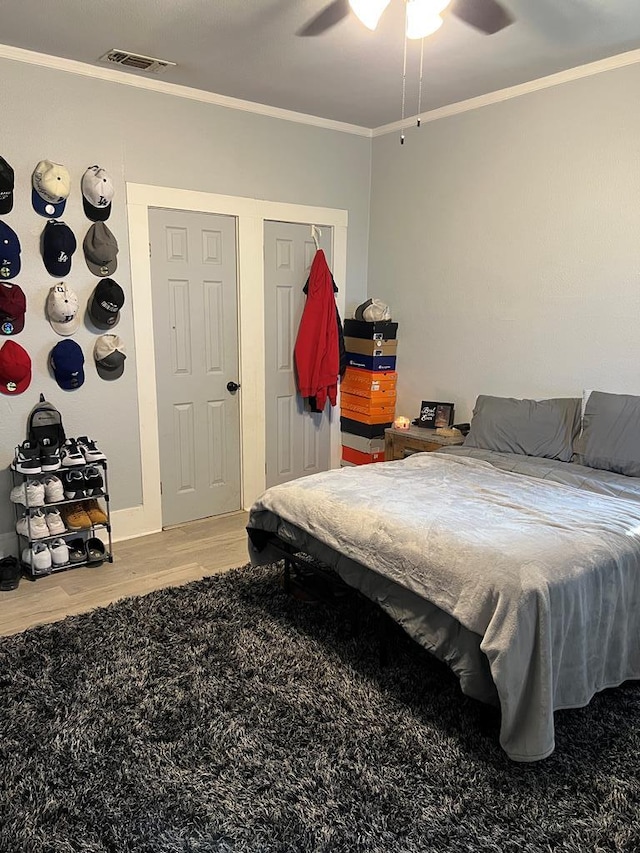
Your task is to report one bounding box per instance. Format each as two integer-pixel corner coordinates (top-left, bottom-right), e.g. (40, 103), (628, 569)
(62, 503), (92, 530)
(83, 499), (108, 525)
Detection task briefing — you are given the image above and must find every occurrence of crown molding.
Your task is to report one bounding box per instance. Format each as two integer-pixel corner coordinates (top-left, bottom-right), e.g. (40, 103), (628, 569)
(0, 43), (372, 138)
(372, 47), (640, 137)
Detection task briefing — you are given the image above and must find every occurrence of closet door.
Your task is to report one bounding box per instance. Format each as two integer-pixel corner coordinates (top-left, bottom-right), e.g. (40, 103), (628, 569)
(150, 208), (241, 526)
(263, 221), (332, 487)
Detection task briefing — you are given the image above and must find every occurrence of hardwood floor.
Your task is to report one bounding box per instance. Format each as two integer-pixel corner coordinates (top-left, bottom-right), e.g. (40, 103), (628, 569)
(0, 511), (250, 638)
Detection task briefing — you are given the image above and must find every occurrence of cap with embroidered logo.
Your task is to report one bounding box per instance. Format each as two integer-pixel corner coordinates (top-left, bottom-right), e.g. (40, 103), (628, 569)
(0, 339), (31, 394)
(0, 157), (14, 215)
(81, 165), (114, 222)
(0, 283), (26, 335)
(88, 278), (124, 329)
(46, 282), (80, 337)
(83, 222), (118, 277)
(50, 339), (84, 390)
(94, 334), (126, 380)
(0, 221), (21, 280)
(42, 221), (77, 277)
(32, 160), (71, 218)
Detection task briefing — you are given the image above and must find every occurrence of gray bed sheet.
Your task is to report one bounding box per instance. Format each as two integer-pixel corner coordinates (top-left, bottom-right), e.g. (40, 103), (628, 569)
(247, 450), (640, 762)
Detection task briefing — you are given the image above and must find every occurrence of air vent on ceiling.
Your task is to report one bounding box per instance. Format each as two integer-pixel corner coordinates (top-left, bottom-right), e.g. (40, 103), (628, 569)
(98, 49), (176, 75)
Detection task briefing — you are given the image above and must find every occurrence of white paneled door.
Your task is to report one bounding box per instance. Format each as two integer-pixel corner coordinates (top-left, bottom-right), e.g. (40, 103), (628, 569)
(263, 221), (332, 487)
(149, 208), (241, 527)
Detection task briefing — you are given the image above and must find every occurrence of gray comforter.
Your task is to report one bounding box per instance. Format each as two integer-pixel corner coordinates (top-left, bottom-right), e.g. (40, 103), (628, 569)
(248, 452), (640, 761)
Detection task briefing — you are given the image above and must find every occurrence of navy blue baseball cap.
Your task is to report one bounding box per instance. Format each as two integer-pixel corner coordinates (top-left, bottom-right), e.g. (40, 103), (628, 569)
(50, 339), (84, 390)
(42, 220), (76, 277)
(0, 220), (21, 280)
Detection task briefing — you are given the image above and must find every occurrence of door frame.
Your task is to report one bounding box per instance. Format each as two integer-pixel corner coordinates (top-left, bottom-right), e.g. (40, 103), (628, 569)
(125, 183), (348, 538)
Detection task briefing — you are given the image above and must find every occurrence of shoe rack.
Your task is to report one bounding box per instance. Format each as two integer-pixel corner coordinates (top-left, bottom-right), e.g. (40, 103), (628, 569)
(10, 452), (113, 580)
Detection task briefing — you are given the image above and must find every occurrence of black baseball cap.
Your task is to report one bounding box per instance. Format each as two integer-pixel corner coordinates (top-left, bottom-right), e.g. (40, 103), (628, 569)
(42, 221), (77, 277)
(88, 278), (125, 329)
(0, 158), (14, 215)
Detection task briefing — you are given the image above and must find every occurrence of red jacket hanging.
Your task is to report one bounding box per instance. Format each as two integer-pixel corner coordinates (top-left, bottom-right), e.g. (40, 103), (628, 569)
(294, 249), (339, 412)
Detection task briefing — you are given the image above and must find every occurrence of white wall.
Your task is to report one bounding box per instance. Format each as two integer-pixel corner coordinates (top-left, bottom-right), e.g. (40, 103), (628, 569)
(0, 55), (371, 545)
(368, 62), (640, 425)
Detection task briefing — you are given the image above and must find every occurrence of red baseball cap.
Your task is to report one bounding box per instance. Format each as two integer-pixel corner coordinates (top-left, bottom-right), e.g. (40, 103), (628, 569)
(0, 283), (26, 335)
(0, 340), (31, 394)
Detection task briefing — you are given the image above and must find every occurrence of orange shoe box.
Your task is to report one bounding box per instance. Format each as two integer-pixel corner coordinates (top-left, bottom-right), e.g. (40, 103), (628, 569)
(342, 367), (397, 395)
(340, 382), (397, 403)
(341, 445), (385, 465)
(340, 393), (396, 417)
(340, 406), (396, 425)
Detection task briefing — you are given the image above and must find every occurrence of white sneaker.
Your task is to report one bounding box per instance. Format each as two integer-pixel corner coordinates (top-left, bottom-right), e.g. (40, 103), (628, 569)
(49, 539), (70, 568)
(43, 475), (64, 503)
(10, 480), (45, 507)
(45, 508), (66, 536)
(60, 439), (85, 467)
(77, 436), (107, 463)
(16, 510), (50, 540)
(21, 542), (52, 574)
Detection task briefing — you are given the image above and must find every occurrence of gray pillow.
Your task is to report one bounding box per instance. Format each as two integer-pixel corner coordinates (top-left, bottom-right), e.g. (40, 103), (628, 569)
(464, 395), (581, 462)
(572, 391), (640, 476)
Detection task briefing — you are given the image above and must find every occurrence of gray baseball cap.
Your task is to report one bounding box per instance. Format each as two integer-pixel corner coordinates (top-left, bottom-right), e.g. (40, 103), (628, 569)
(83, 222), (118, 277)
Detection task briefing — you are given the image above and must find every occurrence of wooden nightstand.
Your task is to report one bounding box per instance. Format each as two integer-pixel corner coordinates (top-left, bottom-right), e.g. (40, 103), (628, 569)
(384, 425), (465, 461)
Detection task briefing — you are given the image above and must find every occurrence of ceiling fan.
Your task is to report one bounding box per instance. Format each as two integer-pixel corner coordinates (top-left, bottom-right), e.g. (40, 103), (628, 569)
(298, 0), (514, 38)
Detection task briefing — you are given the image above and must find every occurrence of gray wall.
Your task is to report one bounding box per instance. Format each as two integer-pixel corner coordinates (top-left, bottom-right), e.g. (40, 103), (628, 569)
(0, 57), (371, 542)
(368, 63), (640, 425)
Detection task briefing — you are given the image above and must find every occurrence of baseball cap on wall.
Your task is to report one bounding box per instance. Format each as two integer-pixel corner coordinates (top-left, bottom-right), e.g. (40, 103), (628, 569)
(50, 339), (84, 390)
(83, 222), (118, 276)
(46, 282), (80, 337)
(0, 221), (21, 280)
(88, 278), (124, 329)
(42, 221), (77, 277)
(81, 165), (114, 221)
(32, 160), (71, 218)
(0, 157), (14, 215)
(94, 334), (126, 380)
(0, 283), (26, 335)
(0, 339), (31, 394)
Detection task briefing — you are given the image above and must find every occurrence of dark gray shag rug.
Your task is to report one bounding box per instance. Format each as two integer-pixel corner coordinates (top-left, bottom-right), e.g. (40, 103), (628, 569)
(0, 562), (638, 853)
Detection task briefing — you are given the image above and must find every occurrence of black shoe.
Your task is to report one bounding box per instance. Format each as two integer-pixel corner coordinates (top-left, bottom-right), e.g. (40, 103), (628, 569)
(86, 537), (106, 566)
(0, 556), (21, 592)
(68, 538), (87, 564)
(39, 438), (62, 472)
(83, 465), (104, 496)
(62, 469), (86, 500)
(11, 441), (42, 474)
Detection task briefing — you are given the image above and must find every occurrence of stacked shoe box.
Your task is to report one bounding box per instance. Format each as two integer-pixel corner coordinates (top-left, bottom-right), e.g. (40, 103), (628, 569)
(341, 319), (399, 465)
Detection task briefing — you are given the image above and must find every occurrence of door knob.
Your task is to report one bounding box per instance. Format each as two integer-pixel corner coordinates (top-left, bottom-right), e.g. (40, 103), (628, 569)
(226, 381), (241, 394)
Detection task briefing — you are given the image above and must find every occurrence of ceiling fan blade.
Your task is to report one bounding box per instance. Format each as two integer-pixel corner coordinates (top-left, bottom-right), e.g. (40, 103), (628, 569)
(297, 0), (351, 36)
(451, 0), (514, 34)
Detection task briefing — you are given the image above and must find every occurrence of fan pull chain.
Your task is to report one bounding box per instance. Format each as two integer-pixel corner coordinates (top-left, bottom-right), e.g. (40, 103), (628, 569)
(416, 38), (425, 127)
(400, 22), (408, 143)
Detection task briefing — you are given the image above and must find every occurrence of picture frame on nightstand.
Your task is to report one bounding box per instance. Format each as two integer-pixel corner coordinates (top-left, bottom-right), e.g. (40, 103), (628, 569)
(416, 401), (455, 429)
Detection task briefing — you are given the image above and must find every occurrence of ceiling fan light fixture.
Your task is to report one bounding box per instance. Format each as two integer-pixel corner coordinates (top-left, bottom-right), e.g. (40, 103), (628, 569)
(348, 0), (392, 30)
(405, 0), (444, 39)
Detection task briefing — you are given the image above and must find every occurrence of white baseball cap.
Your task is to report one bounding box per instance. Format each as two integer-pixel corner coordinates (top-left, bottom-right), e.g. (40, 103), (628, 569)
(32, 160), (71, 218)
(94, 334), (126, 380)
(81, 165), (114, 221)
(46, 282), (80, 336)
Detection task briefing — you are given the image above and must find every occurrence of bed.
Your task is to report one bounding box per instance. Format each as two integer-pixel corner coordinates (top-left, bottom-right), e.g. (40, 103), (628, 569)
(247, 391), (640, 762)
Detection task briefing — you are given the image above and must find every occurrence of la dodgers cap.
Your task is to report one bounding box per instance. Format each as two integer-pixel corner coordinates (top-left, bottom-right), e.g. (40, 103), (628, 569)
(42, 221), (77, 277)
(94, 334), (126, 380)
(0, 283), (26, 335)
(46, 282), (80, 337)
(89, 278), (124, 329)
(32, 160), (71, 218)
(83, 222), (118, 276)
(50, 339), (84, 390)
(0, 221), (21, 280)
(0, 157), (14, 215)
(81, 165), (114, 222)
(0, 339), (31, 394)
